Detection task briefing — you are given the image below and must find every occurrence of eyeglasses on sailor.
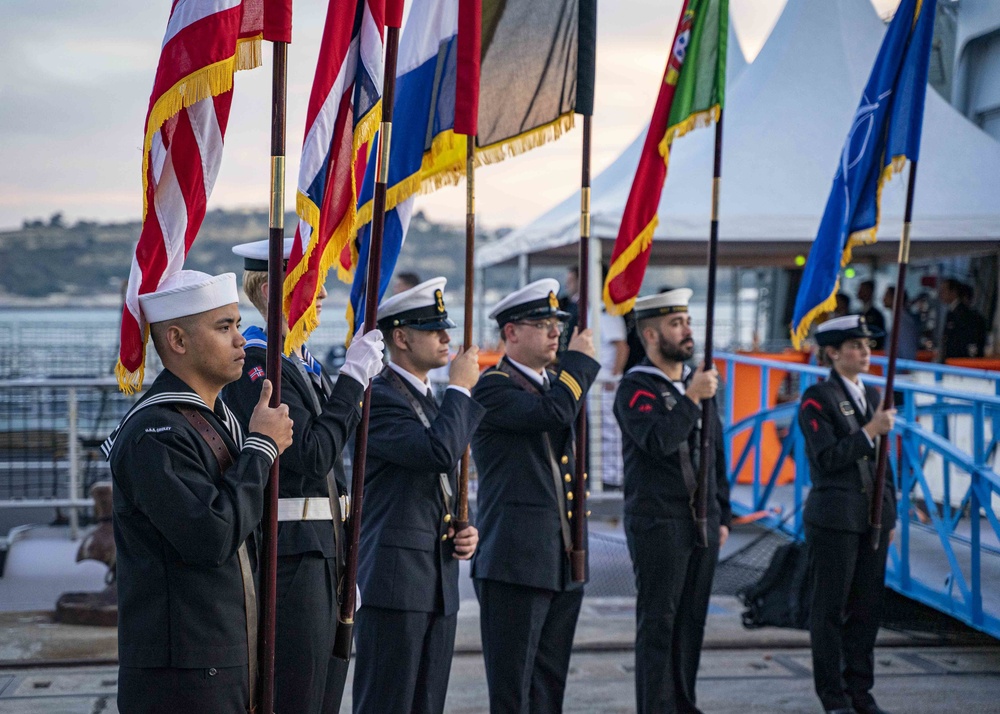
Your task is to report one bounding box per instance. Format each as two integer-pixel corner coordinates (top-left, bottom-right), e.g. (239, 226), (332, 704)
(514, 318), (567, 334)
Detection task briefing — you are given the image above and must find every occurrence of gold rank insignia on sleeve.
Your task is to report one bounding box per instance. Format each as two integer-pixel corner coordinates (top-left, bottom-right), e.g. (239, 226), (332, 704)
(558, 371), (582, 400)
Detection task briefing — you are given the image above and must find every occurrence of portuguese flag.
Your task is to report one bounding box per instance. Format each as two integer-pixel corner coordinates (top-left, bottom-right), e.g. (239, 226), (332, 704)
(603, 0), (728, 315)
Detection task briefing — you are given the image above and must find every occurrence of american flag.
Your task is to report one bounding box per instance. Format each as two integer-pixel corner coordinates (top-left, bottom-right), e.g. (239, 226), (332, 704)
(281, 0), (384, 355)
(116, 0), (266, 393)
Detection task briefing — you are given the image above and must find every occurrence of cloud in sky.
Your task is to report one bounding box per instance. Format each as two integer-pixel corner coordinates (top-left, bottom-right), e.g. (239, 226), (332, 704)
(0, 0), (898, 231)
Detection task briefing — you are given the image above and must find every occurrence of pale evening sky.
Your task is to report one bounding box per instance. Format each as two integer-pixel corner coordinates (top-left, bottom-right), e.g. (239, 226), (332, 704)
(0, 0), (899, 232)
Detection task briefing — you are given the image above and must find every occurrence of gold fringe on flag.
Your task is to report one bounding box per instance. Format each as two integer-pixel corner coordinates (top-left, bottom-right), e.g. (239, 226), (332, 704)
(790, 154), (910, 349)
(658, 104), (720, 163)
(476, 113), (575, 167)
(140, 35), (263, 222)
(602, 214), (660, 316)
(282, 101), (383, 355)
(114, 324), (150, 396)
(120, 35), (262, 393)
(353, 113), (576, 238)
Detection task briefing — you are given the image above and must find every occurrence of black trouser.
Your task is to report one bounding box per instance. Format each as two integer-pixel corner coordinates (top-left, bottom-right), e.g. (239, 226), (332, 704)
(806, 523), (889, 712)
(118, 665), (248, 714)
(275, 552), (347, 714)
(625, 514), (719, 714)
(352, 606), (458, 714)
(474, 578), (584, 714)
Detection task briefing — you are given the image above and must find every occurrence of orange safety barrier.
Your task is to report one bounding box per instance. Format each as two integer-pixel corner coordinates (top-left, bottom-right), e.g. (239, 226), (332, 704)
(477, 349), (504, 369)
(945, 358), (1000, 371)
(717, 351), (810, 486)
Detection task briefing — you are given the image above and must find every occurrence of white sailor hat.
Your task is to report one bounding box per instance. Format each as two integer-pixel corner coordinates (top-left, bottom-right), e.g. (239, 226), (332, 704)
(632, 288), (693, 321)
(232, 238), (296, 271)
(377, 277), (457, 331)
(489, 278), (570, 326)
(814, 314), (885, 347)
(138, 271), (239, 324)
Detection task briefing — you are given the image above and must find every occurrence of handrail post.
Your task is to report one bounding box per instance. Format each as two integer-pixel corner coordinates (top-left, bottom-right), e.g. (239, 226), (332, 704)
(971, 402), (985, 625)
(67, 387), (80, 541)
(725, 358), (735, 429)
(753, 365), (769, 508)
(900, 391), (917, 588)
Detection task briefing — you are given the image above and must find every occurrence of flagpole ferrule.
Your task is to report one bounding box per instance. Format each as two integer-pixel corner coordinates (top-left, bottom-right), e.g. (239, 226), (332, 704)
(377, 122), (392, 184)
(466, 143), (475, 216)
(898, 222), (912, 263)
(270, 156), (285, 230)
(580, 187), (591, 238)
(711, 176), (721, 222)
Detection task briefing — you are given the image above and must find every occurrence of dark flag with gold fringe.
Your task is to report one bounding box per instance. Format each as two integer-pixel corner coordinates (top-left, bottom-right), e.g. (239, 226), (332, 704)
(344, 0), (597, 336)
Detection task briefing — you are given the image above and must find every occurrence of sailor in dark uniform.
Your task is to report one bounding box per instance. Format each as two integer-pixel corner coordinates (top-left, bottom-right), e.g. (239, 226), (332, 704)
(799, 314), (897, 714)
(222, 239), (385, 714)
(104, 271), (294, 714)
(613, 288), (731, 714)
(352, 277), (484, 714)
(471, 278), (600, 713)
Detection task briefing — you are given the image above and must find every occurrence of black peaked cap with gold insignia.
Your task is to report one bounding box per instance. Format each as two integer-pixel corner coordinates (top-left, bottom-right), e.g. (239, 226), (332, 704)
(489, 278), (571, 326)
(377, 277), (456, 331)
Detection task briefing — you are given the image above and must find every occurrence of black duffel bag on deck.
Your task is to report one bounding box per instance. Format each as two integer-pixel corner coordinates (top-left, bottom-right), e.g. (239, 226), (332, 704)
(738, 540), (812, 630)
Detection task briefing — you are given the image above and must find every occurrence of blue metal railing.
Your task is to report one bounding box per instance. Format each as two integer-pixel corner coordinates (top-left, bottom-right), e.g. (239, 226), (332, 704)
(716, 352), (1000, 637)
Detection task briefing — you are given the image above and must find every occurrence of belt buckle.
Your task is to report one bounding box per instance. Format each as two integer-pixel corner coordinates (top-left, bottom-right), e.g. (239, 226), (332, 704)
(301, 498), (311, 520)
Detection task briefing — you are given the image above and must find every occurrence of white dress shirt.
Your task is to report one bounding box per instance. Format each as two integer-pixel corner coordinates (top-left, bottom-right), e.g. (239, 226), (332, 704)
(506, 356), (548, 389)
(388, 362), (470, 398)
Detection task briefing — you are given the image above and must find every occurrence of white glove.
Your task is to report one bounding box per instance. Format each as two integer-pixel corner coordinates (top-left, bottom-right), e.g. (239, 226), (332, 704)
(340, 328), (385, 386)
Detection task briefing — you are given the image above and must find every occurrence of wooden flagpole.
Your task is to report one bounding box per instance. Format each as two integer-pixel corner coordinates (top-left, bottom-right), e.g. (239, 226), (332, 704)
(571, 113), (592, 582)
(333, 2), (403, 660)
(870, 160), (918, 550)
(453, 0), (481, 533)
(258, 36), (288, 713)
(454, 135), (475, 533)
(695, 110), (724, 549)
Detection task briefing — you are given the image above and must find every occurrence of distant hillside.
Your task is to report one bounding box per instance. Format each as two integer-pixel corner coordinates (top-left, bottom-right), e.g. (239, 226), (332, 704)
(0, 209), (510, 306)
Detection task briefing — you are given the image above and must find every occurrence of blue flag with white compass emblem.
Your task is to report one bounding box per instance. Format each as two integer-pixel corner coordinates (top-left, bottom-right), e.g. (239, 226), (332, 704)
(791, 0), (935, 348)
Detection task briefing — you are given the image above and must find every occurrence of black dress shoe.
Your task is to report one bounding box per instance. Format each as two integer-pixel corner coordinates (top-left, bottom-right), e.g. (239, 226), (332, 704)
(853, 703), (892, 714)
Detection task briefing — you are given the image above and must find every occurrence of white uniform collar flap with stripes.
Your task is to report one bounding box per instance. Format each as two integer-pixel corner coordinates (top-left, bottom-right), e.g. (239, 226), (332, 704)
(102, 372), (244, 459)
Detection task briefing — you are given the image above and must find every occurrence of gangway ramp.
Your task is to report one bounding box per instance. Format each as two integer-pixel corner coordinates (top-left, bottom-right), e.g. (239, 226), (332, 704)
(718, 352), (1000, 639)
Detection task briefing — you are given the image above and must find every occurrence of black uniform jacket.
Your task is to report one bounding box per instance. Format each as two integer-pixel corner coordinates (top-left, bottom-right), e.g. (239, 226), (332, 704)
(799, 370), (897, 533)
(614, 361), (732, 527)
(470, 351), (600, 591)
(106, 370), (277, 668)
(224, 342), (363, 558)
(358, 369), (486, 616)
(943, 302), (987, 359)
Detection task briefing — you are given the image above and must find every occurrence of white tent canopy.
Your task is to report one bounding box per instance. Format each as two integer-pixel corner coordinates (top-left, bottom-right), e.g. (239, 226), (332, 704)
(478, 0), (1000, 269)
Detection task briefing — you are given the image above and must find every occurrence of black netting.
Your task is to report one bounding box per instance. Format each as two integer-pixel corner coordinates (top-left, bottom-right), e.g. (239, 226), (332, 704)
(587, 523), (989, 641)
(713, 524), (795, 597)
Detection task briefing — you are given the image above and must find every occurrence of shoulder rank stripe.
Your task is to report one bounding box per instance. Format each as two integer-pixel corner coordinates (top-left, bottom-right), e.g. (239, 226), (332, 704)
(801, 398), (823, 412)
(484, 370), (509, 378)
(558, 372), (582, 400)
